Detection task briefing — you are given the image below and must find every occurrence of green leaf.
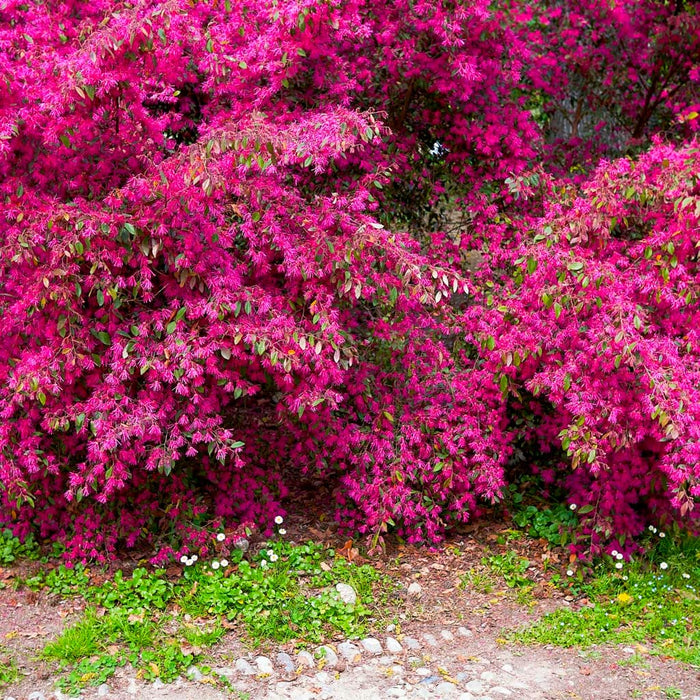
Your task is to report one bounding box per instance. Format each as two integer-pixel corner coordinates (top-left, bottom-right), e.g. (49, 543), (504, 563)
(166, 321), (177, 334)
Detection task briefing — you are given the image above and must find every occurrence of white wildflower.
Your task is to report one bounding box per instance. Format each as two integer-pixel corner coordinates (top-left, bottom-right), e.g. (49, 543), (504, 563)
(274, 516), (284, 525)
(216, 533), (226, 542)
(211, 560), (220, 570)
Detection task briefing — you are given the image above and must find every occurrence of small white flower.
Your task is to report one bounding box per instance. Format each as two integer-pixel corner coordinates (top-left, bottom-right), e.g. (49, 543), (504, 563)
(220, 559), (229, 568)
(615, 562), (623, 569)
(622, 576), (628, 581)
(682, 573), (690, 579)
(616, 553), (623, 561)
(651, 526), (658, 533)
(569, 504), (577, 511)
(191, 555), (198, 562)
(274, 516), (284, 525)
(611, 550), (618, 557)
(270, 553), (279, 562)
(260, 560), (268, 568)
(211, 560), (220, 570)
(180, 555), (188, 564)
(278, 528), (287, 535)
(216, 533), (226, 542)
(566, 569), (574, 576)
(267, 549), (275, 557)
(186, 558), (195, 566)
(660, 562), (668, 570)
(659, 532), (665, 538)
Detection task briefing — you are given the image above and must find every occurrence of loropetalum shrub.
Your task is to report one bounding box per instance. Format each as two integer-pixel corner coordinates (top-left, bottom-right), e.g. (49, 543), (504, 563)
(477, 139), (700, 556)
(0, 0), (536, 559)
(0, 0), (698, 560)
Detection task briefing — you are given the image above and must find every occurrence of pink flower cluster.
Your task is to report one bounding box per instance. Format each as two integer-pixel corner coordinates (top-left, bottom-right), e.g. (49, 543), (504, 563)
(0, 0), (698, 560)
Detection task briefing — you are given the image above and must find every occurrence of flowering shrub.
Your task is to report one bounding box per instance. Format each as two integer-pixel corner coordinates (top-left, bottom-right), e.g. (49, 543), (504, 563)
(0, 0), (698, 559)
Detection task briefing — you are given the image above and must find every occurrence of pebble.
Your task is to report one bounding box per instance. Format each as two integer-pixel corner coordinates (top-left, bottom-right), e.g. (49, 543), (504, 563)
(435, 681), (459, 695)
(361, 637), (383, 655)
(440, 629), (455, 641)
(317, 645), (339, 667)
(186, 665), (203, 682)
(458, 626), (473, 637)
(458, 695), (476, 700)
(338, 641), (362, 662)
(465, 680), (485, 694)
(27, 695), (46, 700)
(235, 658), (256, 675)
(315, 671), (332, 684)
(407, 582), (423, 596)
(423, 632), (438, 646)
(387, 688), (407, 698)
(276, 651), (296, 673)
(501, 664), (514, 674)
(297, 650), (315, 668)
(256, 655), (275, 675)
(491, 687), (513, 696)
(335, 582), (357, 605)
(419, 676), (440, 685)
(481, 670), (497, 682)
(404, 636), (421, 649)
(386, 636), (403, 653)
(416, 667), (433, 676)
(97, 685), (110, 697)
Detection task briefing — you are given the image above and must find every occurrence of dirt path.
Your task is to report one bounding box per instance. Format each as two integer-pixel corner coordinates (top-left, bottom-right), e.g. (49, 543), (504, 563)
(2, 584), (698, 699)
(1, 517), (698, 700)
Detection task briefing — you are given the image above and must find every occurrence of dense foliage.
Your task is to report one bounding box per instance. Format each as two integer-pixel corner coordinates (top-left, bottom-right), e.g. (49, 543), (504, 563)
(1, 0), (699, 560)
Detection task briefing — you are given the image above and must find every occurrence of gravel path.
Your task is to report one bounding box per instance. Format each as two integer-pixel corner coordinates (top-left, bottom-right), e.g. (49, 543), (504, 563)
(6, 626), (700, 700)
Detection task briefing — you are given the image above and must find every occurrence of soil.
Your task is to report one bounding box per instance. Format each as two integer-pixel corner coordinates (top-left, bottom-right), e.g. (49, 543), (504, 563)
(0, 506), (698, 700)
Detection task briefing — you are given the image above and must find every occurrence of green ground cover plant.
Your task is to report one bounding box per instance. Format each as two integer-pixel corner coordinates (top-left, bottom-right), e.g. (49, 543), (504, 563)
(511, 535), (700, 666)
(29, 539), (389, 693)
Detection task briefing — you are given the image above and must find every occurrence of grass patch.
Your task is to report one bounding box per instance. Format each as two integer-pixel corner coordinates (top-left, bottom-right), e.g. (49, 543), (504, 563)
(0, 651), (20, 687)
(510, 536), (700, 665)
(28, 539), (390, 692)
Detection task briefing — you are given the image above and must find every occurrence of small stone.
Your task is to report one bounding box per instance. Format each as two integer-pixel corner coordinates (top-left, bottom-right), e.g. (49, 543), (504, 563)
(491, 688), (513, 696)
(423, 633), (438, 647)
(501, 664), (514, 674)
(28, 694), (46, 700)
(235, 658), (256, 675)
(416, 667), (432, 676)
(256, 656), (275, 675)
(276, 652), (295, 674)
(297, 650), (315, 668)
(315, 671), (332, 684)
(337, 641), (362, 662)
(152, 679), (165, 690)
(480, 671), (497, 682)
(386, 623), (396, 633)
(233, 537), (249, 552)
(465, 680), (485, 694)
(403, 636), (421, 649)
(127, 678), (138, 695)
(386, 636), (403, 654)
(361, 637), (383, 655)
(407, 582), (423, 596)
(387, 688), (407, 698)
(435, 681), (459, 695)
(457, 626), (473, 638)
(97, 684), (111, 697)
(186, 665), (203, 682)
(458, 695), (476, 700)
(440, 630), (455, 641)
(335, 583), (357, 606)
(419, 676), (440, 685)
(317, 645), (338, 668)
